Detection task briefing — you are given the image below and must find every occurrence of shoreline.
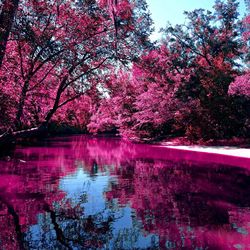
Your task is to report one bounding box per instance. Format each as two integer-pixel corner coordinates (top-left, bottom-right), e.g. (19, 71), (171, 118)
(162, 145), (250, 159)
(1, 133), (249, 163)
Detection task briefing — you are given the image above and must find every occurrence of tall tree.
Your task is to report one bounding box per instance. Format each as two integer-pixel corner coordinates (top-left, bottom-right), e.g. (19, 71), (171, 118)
(162, 0), (246, 139)
(0, 0), (19, 67)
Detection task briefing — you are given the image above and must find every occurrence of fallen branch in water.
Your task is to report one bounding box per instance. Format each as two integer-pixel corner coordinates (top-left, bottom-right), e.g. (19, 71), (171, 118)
(0, 125), (48, 151)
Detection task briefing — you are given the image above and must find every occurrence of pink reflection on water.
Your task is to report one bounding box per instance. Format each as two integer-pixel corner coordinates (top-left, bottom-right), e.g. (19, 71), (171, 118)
(0, 135), (249, 249)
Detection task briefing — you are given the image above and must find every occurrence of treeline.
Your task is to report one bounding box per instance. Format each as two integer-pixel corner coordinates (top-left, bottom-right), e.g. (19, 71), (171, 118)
(0, 0), (249, 142)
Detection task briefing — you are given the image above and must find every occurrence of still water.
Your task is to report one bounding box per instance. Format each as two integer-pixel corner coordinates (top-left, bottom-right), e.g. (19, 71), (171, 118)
(0, 135), (250, 250)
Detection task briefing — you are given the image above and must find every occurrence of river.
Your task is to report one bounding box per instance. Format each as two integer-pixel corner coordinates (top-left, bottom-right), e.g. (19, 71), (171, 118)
(0, 135), (249, 249)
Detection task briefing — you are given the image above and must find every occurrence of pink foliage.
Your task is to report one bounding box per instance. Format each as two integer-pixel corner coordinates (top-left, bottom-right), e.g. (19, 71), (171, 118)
(243, 15), (250, 41)
(53, 95), (93, 129)
(228, 72), (250, 97)
(88, 70), (137, 136)
(132, 46), (188, 129)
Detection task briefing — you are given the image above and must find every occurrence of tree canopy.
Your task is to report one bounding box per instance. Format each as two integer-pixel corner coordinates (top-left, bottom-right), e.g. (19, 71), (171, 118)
(0, 0), (249, 142)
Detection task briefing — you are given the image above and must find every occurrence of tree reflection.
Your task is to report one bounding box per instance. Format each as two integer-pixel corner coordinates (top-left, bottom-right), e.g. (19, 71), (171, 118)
(24, 203), (115, 249)
(106, 159), (250, 249)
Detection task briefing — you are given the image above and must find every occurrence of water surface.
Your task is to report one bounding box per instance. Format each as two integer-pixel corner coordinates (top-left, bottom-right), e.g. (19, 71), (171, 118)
(0, 135), (250, 249)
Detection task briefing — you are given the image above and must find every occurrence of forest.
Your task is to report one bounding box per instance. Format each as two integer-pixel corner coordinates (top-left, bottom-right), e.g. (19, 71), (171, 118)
(0, 0), (249, 143)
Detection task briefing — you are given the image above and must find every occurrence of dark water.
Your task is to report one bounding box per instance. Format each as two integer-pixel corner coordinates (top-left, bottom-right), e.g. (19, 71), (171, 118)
(0, 136), (250, 250)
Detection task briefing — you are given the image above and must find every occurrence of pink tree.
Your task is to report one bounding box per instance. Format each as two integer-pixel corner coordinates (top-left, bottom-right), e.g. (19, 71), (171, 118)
(0, 0), (152, 131)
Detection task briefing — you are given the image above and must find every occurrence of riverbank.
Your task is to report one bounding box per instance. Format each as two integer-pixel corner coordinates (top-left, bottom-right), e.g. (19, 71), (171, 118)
(155, 136), (250, 160)
(163, 145), (250, 159)
(157, 136), (250, 147)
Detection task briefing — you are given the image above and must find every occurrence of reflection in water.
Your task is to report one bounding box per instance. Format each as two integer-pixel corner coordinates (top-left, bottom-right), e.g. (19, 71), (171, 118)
(0, 135), (250, 249)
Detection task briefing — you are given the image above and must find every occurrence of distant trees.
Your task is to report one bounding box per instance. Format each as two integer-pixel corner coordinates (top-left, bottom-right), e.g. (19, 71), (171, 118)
(88, 70), (138, 137)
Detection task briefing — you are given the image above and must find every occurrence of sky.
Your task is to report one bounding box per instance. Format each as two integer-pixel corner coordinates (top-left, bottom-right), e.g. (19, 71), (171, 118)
(146, 0), (248, 40)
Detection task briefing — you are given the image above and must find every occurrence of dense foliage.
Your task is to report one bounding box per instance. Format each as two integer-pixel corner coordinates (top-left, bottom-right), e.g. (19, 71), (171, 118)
(0, 0), (249, 142)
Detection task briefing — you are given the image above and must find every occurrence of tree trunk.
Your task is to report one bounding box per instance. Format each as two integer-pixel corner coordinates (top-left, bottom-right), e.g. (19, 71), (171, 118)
(44, 79), (66, 124)
(0, 195), (24, 250)
(15, 80), (30, 129)
(44, 95), (60, 124)
(0, 0), (20, 68)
